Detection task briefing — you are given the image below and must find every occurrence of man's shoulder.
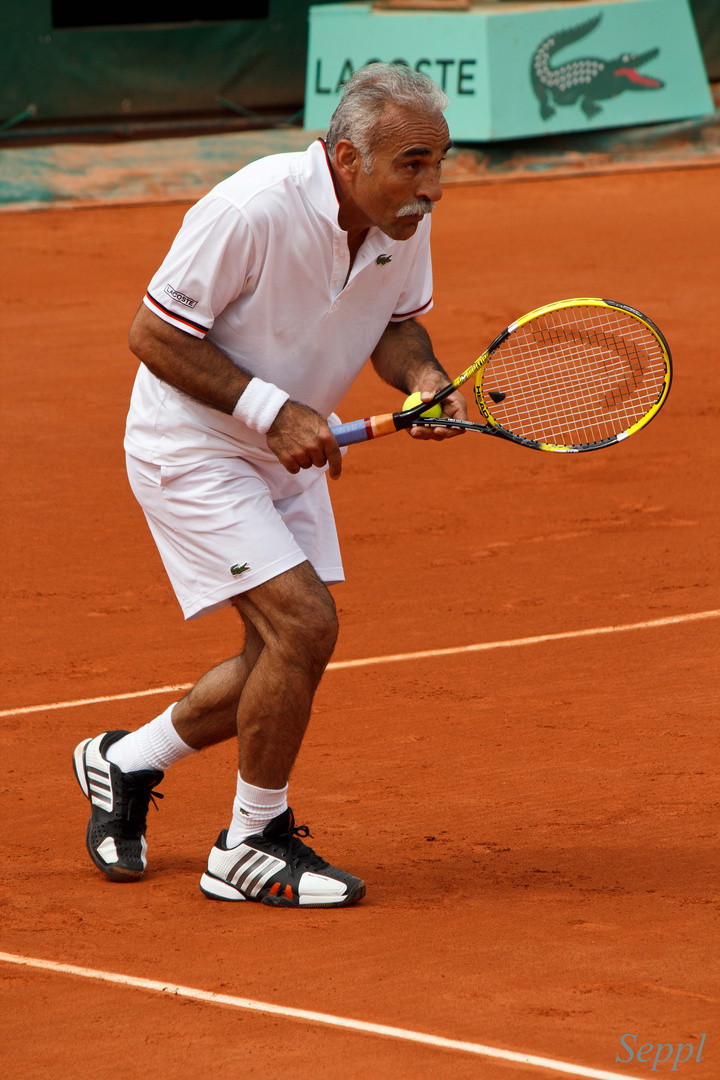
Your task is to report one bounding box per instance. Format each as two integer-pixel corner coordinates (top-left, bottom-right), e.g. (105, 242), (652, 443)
(210, 144), (316, 213)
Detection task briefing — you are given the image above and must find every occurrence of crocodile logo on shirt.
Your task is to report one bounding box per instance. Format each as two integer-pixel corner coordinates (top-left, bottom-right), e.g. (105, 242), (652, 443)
(230, 562), (250, 577)
(376, 254), (392, 265)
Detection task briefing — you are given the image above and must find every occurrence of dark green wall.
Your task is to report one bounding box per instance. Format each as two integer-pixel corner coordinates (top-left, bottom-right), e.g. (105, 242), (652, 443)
(689, 0), (720, 80)
(2, 0), (717, 125)
(1, 1), (337, 121)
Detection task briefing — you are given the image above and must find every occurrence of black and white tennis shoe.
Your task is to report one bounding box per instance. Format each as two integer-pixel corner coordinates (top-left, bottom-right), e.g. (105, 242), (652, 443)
(73, 730), (164, 881)
(200, 808), (365, 907)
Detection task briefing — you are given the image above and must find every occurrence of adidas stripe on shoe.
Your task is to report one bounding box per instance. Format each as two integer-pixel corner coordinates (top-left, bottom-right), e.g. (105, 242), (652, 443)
(73, 730), (164, 882)
(200, 808), (365, 908)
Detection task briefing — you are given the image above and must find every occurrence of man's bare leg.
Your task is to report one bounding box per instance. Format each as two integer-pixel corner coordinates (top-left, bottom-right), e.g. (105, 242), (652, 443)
(171, 559), (338, 785)
(197, 562), (363, 905)
(233, 561), (338, 787)
(170, 615), (264, 749)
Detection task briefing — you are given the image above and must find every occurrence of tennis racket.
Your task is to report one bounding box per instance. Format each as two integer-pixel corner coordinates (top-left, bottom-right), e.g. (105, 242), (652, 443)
(330, 298), (671, 453)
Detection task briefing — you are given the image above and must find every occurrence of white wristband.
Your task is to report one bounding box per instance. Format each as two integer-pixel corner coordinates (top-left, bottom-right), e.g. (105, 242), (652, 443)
(232, 378), (289, 435)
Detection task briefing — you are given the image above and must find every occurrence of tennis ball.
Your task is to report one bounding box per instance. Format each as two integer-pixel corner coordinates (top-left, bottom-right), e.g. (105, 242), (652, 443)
(402, 391), (442, 419)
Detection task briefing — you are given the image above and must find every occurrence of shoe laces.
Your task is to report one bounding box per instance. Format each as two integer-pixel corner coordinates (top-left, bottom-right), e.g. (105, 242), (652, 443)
(120, 775), (164, 835)
(274, 823), (328, 872)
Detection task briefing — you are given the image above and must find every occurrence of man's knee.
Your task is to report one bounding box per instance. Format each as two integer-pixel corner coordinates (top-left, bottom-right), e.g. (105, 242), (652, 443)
(237, 563), (339, 666)
(300, 589), (339, 660)
(278, 581), (338, 666)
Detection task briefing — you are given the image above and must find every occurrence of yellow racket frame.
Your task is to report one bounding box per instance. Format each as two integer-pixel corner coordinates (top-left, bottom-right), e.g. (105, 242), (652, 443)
(473, 297), (672, 453)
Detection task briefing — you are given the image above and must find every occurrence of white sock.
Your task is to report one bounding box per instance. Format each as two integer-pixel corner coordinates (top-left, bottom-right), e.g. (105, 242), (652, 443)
(105, 704), (196, 773)
(226, 774), (288, 848)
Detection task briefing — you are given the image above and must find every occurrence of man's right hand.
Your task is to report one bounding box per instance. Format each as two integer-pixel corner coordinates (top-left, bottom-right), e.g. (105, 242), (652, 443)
(267, 401), (343, 480)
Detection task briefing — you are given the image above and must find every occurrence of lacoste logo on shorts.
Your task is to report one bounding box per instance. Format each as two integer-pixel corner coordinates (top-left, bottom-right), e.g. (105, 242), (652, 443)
(376, 254), (392, 265)
(230, 563), (250, 577)
(165, 284), (198, 308)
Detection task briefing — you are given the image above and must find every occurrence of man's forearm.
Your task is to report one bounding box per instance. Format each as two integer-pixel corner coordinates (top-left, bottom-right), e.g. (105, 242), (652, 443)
(129, 303), (253, 414)
(370, 318), (448, 395)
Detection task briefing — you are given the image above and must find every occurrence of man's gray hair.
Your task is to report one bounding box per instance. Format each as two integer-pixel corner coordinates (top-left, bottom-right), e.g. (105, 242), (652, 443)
(325, 63), (449, 170)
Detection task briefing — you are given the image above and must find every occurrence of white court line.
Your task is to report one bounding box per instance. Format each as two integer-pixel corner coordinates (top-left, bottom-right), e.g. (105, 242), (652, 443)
(1, 609), (717, 719)
(0, 683), (197, 718)
(0, 951), (642, 1080)
(327, 609), (719, 670)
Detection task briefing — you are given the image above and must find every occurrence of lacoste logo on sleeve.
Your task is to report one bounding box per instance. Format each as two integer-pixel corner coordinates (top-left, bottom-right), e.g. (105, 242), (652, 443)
(230, 563), (250, 577)
(165, 284), (199, 308)
(376, 254), (392, 265)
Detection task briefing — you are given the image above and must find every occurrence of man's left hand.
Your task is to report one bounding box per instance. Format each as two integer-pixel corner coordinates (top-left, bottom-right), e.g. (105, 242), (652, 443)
(408, 377), (468, 440)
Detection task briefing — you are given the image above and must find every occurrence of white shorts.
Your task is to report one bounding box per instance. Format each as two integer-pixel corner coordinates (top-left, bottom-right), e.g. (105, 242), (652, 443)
(126, 454), (344, 620)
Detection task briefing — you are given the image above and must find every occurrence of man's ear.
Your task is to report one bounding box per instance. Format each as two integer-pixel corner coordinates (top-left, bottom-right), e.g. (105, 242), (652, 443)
(333, 139), (362, 182)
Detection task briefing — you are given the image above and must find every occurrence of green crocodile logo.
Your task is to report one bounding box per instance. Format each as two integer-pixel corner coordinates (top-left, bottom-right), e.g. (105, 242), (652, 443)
(230, 562), (250, 577)
(531, 14), (663, 121)
(376, 254), (392, 265)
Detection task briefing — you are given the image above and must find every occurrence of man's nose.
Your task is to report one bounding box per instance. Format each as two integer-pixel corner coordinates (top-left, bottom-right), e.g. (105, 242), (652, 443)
(417, 167), (443, 203)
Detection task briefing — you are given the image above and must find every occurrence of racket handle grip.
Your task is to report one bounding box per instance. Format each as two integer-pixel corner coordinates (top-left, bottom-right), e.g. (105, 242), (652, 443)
(331, 413), (399, 446)
(330, 419), (372, 446)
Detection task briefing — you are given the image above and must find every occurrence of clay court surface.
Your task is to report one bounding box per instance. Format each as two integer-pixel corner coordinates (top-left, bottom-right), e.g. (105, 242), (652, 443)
(1, 166), (719, 1078)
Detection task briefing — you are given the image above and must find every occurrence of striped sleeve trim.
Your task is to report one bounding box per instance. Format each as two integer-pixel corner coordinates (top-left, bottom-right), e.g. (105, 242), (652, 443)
(390, 295), (433, 322)
(143, 291), (210, 337)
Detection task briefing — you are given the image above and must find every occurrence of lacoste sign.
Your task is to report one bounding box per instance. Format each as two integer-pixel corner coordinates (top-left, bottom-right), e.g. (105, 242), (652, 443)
(313, 57), (479, 97)
(305, 0), (711, 141)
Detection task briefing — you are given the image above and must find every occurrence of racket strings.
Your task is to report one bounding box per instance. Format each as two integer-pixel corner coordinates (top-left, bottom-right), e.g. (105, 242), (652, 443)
(479, 305), (668, 447)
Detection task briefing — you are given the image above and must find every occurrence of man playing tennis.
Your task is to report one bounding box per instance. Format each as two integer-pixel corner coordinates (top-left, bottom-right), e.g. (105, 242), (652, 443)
(73, 63), (466, 907)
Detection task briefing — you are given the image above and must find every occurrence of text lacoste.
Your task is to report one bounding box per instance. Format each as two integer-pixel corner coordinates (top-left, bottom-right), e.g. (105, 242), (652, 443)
(315, 58), (477, 96)
(165, 284), (198, 308)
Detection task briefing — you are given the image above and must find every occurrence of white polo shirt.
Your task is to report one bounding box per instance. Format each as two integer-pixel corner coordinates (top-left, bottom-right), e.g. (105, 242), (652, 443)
(124, 138), (434, 478)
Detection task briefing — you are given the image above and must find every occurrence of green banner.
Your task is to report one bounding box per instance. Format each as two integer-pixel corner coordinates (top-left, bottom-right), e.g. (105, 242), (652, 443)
(1, 1), (337, 123)
(305, 0), (713, 142)
(689, 0), (720, 79)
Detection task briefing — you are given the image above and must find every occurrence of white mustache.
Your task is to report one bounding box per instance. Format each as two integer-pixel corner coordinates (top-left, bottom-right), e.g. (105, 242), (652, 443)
(396, 199), (435, 218)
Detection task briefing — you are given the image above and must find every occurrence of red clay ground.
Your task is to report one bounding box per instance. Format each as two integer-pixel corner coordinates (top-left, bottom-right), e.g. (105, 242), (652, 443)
(1, 166), (719, 1079)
